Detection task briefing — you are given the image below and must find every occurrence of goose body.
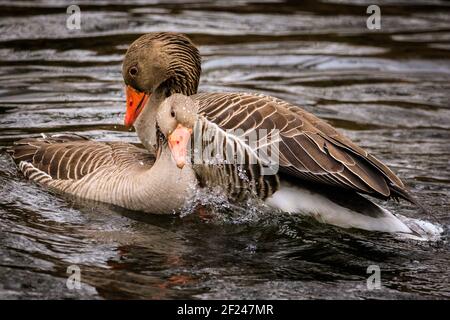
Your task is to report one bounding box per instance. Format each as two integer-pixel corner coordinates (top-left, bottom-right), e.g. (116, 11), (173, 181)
(157, 94), (413, 233)
(138, 90), (414, 203)
(266, 182), (411, 233)
(8, 32), (426, 234)
(8, 104), (197, 214)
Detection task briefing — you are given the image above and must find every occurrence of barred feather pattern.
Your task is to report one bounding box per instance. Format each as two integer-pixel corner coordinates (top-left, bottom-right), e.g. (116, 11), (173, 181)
(8, 135), (154, 182)
(7, 133), (198, 213)
(126, 32), (201, 96)
(190, 92), (414, 203)
(191, 118), (280, 201)
(124, 32), (413, 203)
(164, 39), (201, 96)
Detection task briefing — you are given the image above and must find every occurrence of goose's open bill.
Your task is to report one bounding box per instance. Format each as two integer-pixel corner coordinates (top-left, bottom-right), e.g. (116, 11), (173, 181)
(168, 124), (192, 169)
(125, 85), (150, 127)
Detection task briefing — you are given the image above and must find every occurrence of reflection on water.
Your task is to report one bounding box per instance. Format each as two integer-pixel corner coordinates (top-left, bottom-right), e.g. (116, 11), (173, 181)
(0, 0), (449, 299)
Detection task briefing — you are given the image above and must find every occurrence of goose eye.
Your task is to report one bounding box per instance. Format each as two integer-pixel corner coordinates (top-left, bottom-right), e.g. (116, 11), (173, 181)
(170, 110), (176, 118)
(129, 67), (138, 77)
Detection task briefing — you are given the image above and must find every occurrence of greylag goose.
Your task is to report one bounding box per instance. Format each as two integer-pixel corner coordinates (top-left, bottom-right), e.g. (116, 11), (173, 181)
(122, 32), (421, 210)
(157, 94), (412, 233)
(7, 96), (197, 214)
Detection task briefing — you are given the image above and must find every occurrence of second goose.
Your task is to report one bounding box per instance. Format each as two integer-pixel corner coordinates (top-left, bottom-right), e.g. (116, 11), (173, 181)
(157, 94), (413, 234)
(8, 95), (198, 214)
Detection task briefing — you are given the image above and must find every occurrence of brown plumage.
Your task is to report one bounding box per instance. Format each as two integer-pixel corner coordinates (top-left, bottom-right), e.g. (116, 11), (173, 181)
(194, 92), (414, 203)
(7, 97), (198, 214)
(8, 134), (155, 183)
(155, 94), (416, 233)
(122, 32), (419, 208)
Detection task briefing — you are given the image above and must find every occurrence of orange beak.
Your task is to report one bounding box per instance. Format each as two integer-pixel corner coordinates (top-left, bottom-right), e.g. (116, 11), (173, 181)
(124, 85), (150, 127)
(168, 124), (192, 169)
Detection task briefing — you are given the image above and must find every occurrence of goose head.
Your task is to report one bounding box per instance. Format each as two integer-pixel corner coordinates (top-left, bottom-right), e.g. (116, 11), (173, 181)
(122, 32), (201, 127)
(156, 94), (198, 169)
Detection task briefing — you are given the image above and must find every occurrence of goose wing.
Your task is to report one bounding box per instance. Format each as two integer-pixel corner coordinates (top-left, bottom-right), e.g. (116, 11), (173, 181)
(194, 92), (412, 202)
(7, 134), (155, 184)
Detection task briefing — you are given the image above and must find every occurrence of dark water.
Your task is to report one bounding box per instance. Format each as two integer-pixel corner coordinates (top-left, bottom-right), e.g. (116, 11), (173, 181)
(0, 0), (449, 299)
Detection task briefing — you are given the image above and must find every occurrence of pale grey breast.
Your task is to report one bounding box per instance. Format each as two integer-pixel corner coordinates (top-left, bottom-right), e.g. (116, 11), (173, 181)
(192, 92), (413, 203)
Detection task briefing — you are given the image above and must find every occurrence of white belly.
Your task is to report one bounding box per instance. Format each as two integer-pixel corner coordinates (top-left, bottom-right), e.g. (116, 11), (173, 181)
(265, 182), (412, 234)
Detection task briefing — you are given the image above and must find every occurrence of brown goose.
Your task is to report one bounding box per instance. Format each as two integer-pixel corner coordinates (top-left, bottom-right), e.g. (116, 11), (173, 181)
(7, 96), (198, 214)
(122, 32), (420, 209)
(157, 93), (412, 233)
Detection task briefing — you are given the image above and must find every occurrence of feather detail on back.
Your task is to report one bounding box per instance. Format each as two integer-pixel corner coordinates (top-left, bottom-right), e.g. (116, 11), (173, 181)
(193, 92), (415, 203)
(7, 134), (155, 185)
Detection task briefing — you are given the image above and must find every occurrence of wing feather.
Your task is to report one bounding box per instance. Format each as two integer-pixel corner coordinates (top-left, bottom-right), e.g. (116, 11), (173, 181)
(195, 92), (412, 201)
(7, 134), (155, 184)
